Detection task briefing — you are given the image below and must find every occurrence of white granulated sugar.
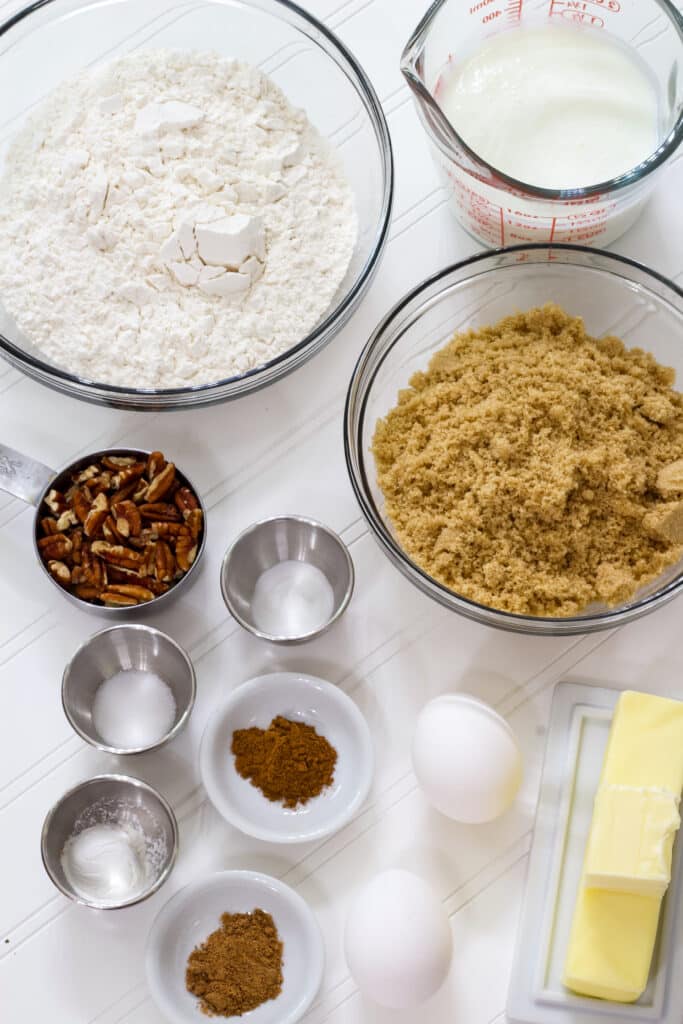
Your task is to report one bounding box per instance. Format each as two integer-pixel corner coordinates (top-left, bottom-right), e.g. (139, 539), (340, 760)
(0, 50), (357, 387)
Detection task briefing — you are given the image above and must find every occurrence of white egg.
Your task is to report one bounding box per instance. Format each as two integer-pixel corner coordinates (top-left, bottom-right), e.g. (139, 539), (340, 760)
(344, 869), (452, 1009)
(412, 694), (522, 824)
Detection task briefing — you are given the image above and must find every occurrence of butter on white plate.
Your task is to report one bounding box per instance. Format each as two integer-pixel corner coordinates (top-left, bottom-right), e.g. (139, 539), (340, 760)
(507, 683), (683, 1024)
(564, 691), (683, 1003)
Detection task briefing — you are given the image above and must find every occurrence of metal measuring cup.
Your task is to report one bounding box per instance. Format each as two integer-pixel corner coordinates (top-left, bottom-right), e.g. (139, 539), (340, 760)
(0, 444), (206, 614)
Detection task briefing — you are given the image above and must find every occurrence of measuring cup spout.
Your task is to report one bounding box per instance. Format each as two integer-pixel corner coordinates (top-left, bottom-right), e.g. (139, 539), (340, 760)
(0, 444), (55, 506)
(400, 0), (491, 182)
(400, 1), (450, 149)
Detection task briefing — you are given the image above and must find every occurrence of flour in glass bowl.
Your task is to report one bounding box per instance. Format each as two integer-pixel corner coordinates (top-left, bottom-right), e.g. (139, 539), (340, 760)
(0, 50), (357, 388)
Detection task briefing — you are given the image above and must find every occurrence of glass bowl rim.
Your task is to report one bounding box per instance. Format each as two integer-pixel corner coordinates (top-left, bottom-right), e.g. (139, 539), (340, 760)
(0, 0), (394, 399)
(400, 0), (683, 202)
(344, 242), (683, 634)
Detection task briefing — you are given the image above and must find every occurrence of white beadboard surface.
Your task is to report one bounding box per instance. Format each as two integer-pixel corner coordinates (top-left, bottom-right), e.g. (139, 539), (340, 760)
(1, 1), (683, 1022)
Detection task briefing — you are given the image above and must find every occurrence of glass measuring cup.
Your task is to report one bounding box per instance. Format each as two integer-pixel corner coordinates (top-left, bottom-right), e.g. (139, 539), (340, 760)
(401, 0), (683, 247)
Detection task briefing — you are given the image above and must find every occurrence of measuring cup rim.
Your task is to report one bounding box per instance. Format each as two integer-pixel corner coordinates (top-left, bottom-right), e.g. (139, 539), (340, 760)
(29, 445), (207, 615)
(400, 0), (683, 202)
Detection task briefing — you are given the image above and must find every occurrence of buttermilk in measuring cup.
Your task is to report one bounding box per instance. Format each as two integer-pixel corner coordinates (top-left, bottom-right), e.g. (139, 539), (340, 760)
(438, 26), (659, 190)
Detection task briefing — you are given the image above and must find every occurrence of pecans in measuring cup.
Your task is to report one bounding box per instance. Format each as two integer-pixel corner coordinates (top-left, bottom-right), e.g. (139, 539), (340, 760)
(37, 451), (204, 607)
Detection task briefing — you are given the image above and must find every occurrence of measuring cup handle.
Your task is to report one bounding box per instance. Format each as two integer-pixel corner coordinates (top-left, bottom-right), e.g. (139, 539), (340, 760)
(0, 444), (55, 507)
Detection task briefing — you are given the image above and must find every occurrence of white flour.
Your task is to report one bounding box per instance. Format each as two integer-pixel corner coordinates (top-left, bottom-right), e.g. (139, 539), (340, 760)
(0, 50), (357, 388)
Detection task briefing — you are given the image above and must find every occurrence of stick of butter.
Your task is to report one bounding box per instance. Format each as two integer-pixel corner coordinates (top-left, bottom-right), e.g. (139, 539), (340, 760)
(564, 690), (683, 1003)
(584, 785), (680, 895)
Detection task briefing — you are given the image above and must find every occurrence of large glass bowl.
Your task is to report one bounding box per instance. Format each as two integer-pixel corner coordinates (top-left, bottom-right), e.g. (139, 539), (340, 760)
(0, 0), (393, 409)
(344, 245), (683, 636)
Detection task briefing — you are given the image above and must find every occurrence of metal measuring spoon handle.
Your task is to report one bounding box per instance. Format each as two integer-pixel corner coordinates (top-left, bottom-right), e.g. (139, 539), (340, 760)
(0, 443), (55, 506)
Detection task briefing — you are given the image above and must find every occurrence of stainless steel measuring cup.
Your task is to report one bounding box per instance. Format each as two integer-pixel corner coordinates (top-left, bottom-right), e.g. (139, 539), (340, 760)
(401, 0), (683, 247)
(0, 444), (206, 614)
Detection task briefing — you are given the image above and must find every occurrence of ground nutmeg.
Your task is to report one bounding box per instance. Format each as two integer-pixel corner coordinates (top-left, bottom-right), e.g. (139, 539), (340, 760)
(232, 715), (337, 808)
(185, 908), (283, 1017)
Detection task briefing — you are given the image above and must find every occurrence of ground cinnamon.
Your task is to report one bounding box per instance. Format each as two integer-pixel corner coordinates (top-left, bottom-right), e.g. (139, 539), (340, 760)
(232, 716), (337, 807)
(185, 908), (283, 1017)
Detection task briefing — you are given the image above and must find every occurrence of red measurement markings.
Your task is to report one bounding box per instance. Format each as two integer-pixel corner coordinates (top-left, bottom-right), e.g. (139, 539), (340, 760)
(547, 0), (615, 26)
(505, 0), (523, 23)
(468, 0), (505, 25)
(555, 0), (620, 9)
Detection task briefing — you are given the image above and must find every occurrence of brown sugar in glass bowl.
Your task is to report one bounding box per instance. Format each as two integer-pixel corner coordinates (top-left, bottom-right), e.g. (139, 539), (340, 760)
(373, 304), (683, 618)
(344, 245), (683, 636)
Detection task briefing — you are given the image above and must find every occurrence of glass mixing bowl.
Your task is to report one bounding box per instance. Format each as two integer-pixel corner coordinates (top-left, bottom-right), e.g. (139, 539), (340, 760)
(344, 245), (683, 636)
(0, 0), (393, 409)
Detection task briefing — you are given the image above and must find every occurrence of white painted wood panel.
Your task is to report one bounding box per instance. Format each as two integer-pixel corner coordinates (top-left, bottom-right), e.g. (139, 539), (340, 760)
(1, 1), (682, 1021)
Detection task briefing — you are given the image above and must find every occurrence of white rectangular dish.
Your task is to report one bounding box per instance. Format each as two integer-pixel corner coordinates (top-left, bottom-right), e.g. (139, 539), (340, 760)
(507, 682), (683, 1024)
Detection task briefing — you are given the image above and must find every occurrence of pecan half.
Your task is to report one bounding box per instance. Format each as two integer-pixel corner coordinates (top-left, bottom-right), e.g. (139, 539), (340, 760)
(74, 464), (100, 484)
(113, 464), (146, 491)
(105, 583), (155, 602)
(138, 576), (170, 596)
(88, 472), (113, 496)
(150, 521), (188, 540)
(138, 502), (181, 523)
(38, 533), (72, 560)
(47, 560), (71, 586)
(146, 451), (166, 479)
(71, 487), (92, 524)
(146, 462), (176, 503)
(102, 515), (126, 544)
(56, 509), (79, 532)
(175, 487), (199, 517)
(186, 508), (203, 541)
(91, 541), (143, 571)
(84, 492), (109, 538)
(102, 455), (138, 470)
(90, 556), (107, 591)
(154, 540), (176, 582)
(81, 543), (107, 590)
(44, 489), (67, 515)
(100, 590), (140, 607)
(175, 533), (198, 572)
(139, 542), (156, 579)
(71, 528), (84, 565)
(112, 500), (142, 538)
(115, 478), (146, 503)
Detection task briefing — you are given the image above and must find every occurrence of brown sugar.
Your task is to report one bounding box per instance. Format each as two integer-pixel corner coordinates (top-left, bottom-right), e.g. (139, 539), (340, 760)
(372, 304), (683, 616)
(185, 908), (283, 1017)
(232, 716), (337, 808)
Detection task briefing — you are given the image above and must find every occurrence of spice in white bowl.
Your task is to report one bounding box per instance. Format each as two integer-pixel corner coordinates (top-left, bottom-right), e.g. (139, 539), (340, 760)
(251, 561), (335, 637)
(92, 669), (177, 749)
